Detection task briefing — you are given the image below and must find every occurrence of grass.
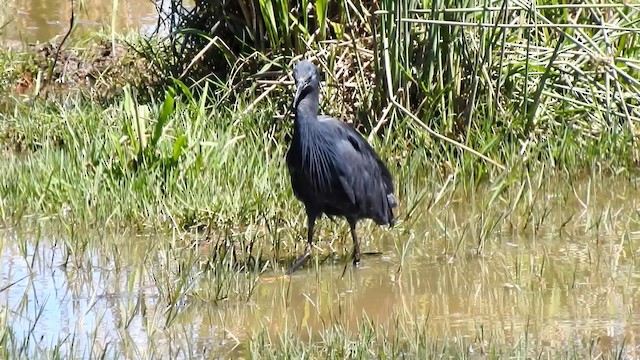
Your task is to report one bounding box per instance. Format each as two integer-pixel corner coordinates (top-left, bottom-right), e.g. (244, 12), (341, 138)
(1, 79), (288, 228)
(0, 77), (639, 357)
(0, 46), (638, 358)
(147, 0), (640, 154)
(1, 15), (637, 228)
(0, 66), (635, 228)
(0, 0), (639, 358)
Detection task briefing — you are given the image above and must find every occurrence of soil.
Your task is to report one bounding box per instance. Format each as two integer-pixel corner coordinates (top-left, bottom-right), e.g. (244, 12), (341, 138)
(8, 40), (155, 99)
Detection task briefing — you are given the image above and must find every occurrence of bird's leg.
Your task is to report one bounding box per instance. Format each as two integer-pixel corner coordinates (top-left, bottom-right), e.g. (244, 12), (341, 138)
(287, 213), (316, 274)
(349, 220), (361, 266)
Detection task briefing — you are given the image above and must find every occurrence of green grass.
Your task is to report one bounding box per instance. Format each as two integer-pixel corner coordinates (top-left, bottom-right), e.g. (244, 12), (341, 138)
(0, 68), (635, 229)
(1, 79), (289, 228)
(149, 1), (640, 153)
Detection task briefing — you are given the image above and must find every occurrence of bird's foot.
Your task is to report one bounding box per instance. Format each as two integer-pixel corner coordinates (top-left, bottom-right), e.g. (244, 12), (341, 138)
(341, 252), (364, 278)
(352, 252), (361, 267)
(351, 251), (382, 267)
(287, 251), (311, 275)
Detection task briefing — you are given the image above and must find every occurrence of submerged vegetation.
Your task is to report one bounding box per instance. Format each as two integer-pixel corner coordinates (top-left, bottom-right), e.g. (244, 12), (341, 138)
(1, 0), (640, 358)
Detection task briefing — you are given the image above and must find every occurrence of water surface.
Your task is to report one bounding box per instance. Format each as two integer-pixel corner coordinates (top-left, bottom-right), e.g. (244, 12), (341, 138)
(1, 0), (159, 44)
(2, 176), (640, 357)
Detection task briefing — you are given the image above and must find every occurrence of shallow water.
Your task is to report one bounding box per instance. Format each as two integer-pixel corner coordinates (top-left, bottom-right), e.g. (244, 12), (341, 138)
(2, 176), (640, 357)
(1, 0), (159, 44)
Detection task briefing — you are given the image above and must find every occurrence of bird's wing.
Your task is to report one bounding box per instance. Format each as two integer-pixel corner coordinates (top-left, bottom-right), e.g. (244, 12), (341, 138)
(318, 117), (396, 224)
(321, 116), (395, 194)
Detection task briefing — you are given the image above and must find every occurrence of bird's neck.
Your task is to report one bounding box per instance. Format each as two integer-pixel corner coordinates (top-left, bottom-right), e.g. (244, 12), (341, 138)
(294, 93), (319, 126)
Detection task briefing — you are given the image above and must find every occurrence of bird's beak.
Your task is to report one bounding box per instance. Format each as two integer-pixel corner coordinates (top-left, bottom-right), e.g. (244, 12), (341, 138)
(293, 80), (308, 109)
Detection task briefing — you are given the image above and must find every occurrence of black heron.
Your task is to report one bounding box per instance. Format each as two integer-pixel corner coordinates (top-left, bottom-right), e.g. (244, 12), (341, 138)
(286, 60), (397, 274)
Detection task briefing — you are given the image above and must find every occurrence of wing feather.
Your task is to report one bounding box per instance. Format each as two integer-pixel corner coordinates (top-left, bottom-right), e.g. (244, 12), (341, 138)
(289, 115), (396, 225)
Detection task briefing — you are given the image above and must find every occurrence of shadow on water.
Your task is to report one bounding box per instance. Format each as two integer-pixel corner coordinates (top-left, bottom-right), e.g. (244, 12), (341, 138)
(2, 176), (640, 357)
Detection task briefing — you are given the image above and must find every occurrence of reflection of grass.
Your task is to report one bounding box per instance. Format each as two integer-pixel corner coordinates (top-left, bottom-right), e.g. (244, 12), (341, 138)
(0, 186), (640, 359)
(248, 318), (628, 358)
(1, 170), (639, 357)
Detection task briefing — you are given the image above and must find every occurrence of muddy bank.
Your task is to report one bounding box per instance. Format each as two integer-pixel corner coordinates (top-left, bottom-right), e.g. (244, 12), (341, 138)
(4, 40), (156, 99)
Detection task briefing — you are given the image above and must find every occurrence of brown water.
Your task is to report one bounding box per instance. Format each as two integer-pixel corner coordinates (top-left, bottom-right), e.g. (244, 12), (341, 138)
(1, 0), (159, 44)
(2, 176), (640, 357)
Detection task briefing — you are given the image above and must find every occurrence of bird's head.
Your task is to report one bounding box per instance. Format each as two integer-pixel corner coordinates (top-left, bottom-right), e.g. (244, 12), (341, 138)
(292, 60), (320, 109)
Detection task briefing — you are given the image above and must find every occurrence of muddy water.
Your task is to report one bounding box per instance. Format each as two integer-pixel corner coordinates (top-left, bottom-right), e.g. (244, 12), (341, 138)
(2, 177), (640, 357)
(1, 0), (160, 44)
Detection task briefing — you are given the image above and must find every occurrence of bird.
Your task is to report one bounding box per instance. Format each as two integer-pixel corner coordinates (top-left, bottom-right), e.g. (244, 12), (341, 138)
(285, 60), (398, 274)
